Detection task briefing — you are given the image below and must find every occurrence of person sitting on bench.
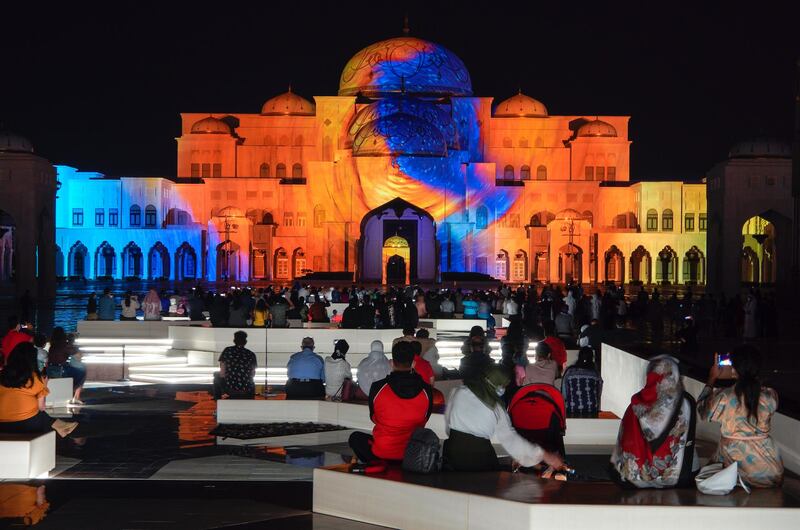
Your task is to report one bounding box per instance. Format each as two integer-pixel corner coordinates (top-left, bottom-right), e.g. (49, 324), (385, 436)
(285, 337), (325, 400)
(0, 343), (78, 437)
(348, 341), (433, 463)
(213, 331), (257, 399)
(443, 364), (563, 472)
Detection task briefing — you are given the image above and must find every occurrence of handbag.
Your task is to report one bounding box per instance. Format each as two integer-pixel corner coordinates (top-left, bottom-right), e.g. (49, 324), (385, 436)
(695, 462), (750, 495)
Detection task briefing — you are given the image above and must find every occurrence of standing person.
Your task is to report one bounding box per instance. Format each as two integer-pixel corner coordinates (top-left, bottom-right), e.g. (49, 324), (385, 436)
(120, 291), (140, 321)
(46, 327), (86, 405)
(355, 340), (391, 400)
(252, 298), (270, 327)
(0, 343), (78, 437)
(743, 293), (758, 340)
(213, 331), (257, 399)
(348, 341), (433, 463)
(2, 316), (32, 363)
(324, 339), (353, 400)
(285, 337), (325, 400)
(269, 295), (289, 328)
(142, 289), (162, 321)
(610, 355), (698, 488)
(561, 347), (603, 417)
(227, 295), (249, 327)
(97, 288), (116, 321)
(462, 294), (479, 318)
(443, 364), (563, 472)
(187, 289), (206, 321)
(86, 293), (98, 320)
(440, 294), (455, 317)
(697, 346), (783, 488)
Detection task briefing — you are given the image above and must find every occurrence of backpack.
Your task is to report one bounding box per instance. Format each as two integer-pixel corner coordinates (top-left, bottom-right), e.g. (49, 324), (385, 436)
(402, 428), (442, 474)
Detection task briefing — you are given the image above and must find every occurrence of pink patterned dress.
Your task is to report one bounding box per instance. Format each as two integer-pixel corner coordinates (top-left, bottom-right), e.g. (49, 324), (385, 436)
(697, 386), (783, 488)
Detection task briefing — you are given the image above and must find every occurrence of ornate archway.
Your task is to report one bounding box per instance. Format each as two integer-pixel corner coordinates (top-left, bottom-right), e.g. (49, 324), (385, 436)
(604, 245), (624, 283)
(382, 235), (410, 285)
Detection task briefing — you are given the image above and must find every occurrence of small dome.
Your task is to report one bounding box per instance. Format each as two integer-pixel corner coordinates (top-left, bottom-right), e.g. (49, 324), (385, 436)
(339, 37), (472, 97)
(353, 113), (447, 158)
(383, 235), (409, 248)
(577, 119), (617, 138)
(216, 206), (244, 217)
(260, 89), (315, 116)
(190, 117), (231, 135)
(494, 91), (548, 118)
(729, 139), (791, 159)
(0, 130), (34, 153)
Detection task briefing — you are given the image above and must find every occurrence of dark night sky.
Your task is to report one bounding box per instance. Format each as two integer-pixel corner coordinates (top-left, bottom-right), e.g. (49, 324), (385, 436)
(1, 1), (798, 180)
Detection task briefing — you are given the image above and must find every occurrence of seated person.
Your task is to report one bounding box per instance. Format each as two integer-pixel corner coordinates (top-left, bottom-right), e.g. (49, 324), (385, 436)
(340, 299), (361, 329)
(553, 307), (575, 347)
(324, 339), (353, 400)
(443, 364), (563, 471)
(355, 340), (391, 400)
(523, 342), (558, 386)
(308, 297), (330, 323)
(561, 347), (603, 417)
(348, 341), (433, 462)
(410, 341), (434, 386)
(285, 337), (325, 400)
(415, 329), (442, 378)
(46, 327), (86, 405)
(611, 355), (698, 488)
(2, 316), (32, 363)
(541, 320), (567, 373)
(439, 295), (455, 317)
(392, 327), (417, 348)
(459, 332), (494, 381)
(213, 331), (257, 399)
(697, 346), (783, 488)
(508, 382), (567, 457)
(0, 343), (78, 437)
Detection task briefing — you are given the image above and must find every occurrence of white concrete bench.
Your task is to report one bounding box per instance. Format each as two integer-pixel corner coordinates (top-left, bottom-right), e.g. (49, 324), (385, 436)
(216, 399), (619, 446)
(0, 431), (56, 479)
(45, 377), (73, 408)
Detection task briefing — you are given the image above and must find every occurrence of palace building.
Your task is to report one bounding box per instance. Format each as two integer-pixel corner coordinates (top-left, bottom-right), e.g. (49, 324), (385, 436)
(51, 35), (712, 286)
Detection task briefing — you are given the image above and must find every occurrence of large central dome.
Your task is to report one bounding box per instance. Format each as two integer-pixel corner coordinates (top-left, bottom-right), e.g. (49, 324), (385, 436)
(339, 37), (472, 97)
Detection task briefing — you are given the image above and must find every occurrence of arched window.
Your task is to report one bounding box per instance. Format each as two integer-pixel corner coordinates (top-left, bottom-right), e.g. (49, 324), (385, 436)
(520, 165), (531, 180)
(292, 163), (303, 178)
(145, 205), (157, 227)
(495, 250), (509, 280)
(276, 163), (286, 179)
(129, 204), (141, 226)
(476, 206), (489, 229)
(662, 209), (674, 231)
(313, 204), (325, 228)
(646, 209), (658, 231)
(274, 248), (289, 279)
(259, 163), (270, 178)
(262, 211), (274, 224)
(531, 213), (542, 227)
(503, 165), (514, 180)
(536, 165), (547, 180)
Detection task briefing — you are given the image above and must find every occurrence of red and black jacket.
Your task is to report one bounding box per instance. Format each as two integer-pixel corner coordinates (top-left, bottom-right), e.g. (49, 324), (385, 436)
(367, 371), (433, 460)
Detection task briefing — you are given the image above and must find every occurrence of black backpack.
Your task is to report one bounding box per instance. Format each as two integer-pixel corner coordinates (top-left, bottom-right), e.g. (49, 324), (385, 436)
(402, 428), (442, 474)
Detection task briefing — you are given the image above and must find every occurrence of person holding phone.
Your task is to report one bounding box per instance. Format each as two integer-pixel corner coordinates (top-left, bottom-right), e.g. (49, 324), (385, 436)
(697, 345), (783, 487)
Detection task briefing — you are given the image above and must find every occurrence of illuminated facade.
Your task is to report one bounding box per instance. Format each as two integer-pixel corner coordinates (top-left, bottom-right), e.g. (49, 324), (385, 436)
(54, 35), (709, 286)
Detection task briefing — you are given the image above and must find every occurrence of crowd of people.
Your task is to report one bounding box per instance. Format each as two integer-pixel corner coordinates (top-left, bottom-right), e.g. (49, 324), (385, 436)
(0, 279), (785, 494)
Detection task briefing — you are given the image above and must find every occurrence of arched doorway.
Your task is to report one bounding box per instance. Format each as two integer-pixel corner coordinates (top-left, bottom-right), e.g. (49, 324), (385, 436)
(69, 241), (88, 278)
(742, 216), (776, 285)
(148, 242), (170, 280)
(683, 246), (705, 284)
(630, 245), (651, 284)
(512, 250), (528, 282)
(382, 235), (410, 285)
(175, 242), (197, 280)
(122, 242), (143, 278)
(558, 243), (582, 284)
(604, 246), (624, 283)
(95, 241), (116, 278)
(292, 248), (306, 279)
(359, 198), (436, 283)
(0, 210), (15, 282)
(533, 251), (548, 282)
(495, 250), (509, 281)
(216, 240), (240, 282)
(55, 245), (64, 278)
(274, 247), (289, 281)
(657, 246), (678, 284)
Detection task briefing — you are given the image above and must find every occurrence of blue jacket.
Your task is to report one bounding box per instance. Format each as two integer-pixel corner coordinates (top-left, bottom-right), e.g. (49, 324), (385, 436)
(287, 348), (325, 381)
(97, 295), (116, 320)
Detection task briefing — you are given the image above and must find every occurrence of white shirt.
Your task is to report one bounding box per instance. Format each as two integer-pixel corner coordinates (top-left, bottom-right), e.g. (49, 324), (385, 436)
(324, 357), (352, 398)
(445, 386), (544, 467)
(440, 299), (455, 313)
(121, 299), (140, 318)
(503, 298), (519, 316)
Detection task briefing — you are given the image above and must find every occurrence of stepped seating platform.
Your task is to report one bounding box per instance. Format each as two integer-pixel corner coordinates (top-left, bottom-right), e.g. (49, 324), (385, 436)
(0, 432), (56, 479)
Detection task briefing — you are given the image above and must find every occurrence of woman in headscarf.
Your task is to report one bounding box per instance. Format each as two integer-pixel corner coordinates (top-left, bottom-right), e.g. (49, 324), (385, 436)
(561, 347), (603, 417)
(142, 289), (162, 321)
(443, 364), (563, 472)
(324, 339), (353, 400)
(611, 355), (698, 488)
(355, 340), (391, 399)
